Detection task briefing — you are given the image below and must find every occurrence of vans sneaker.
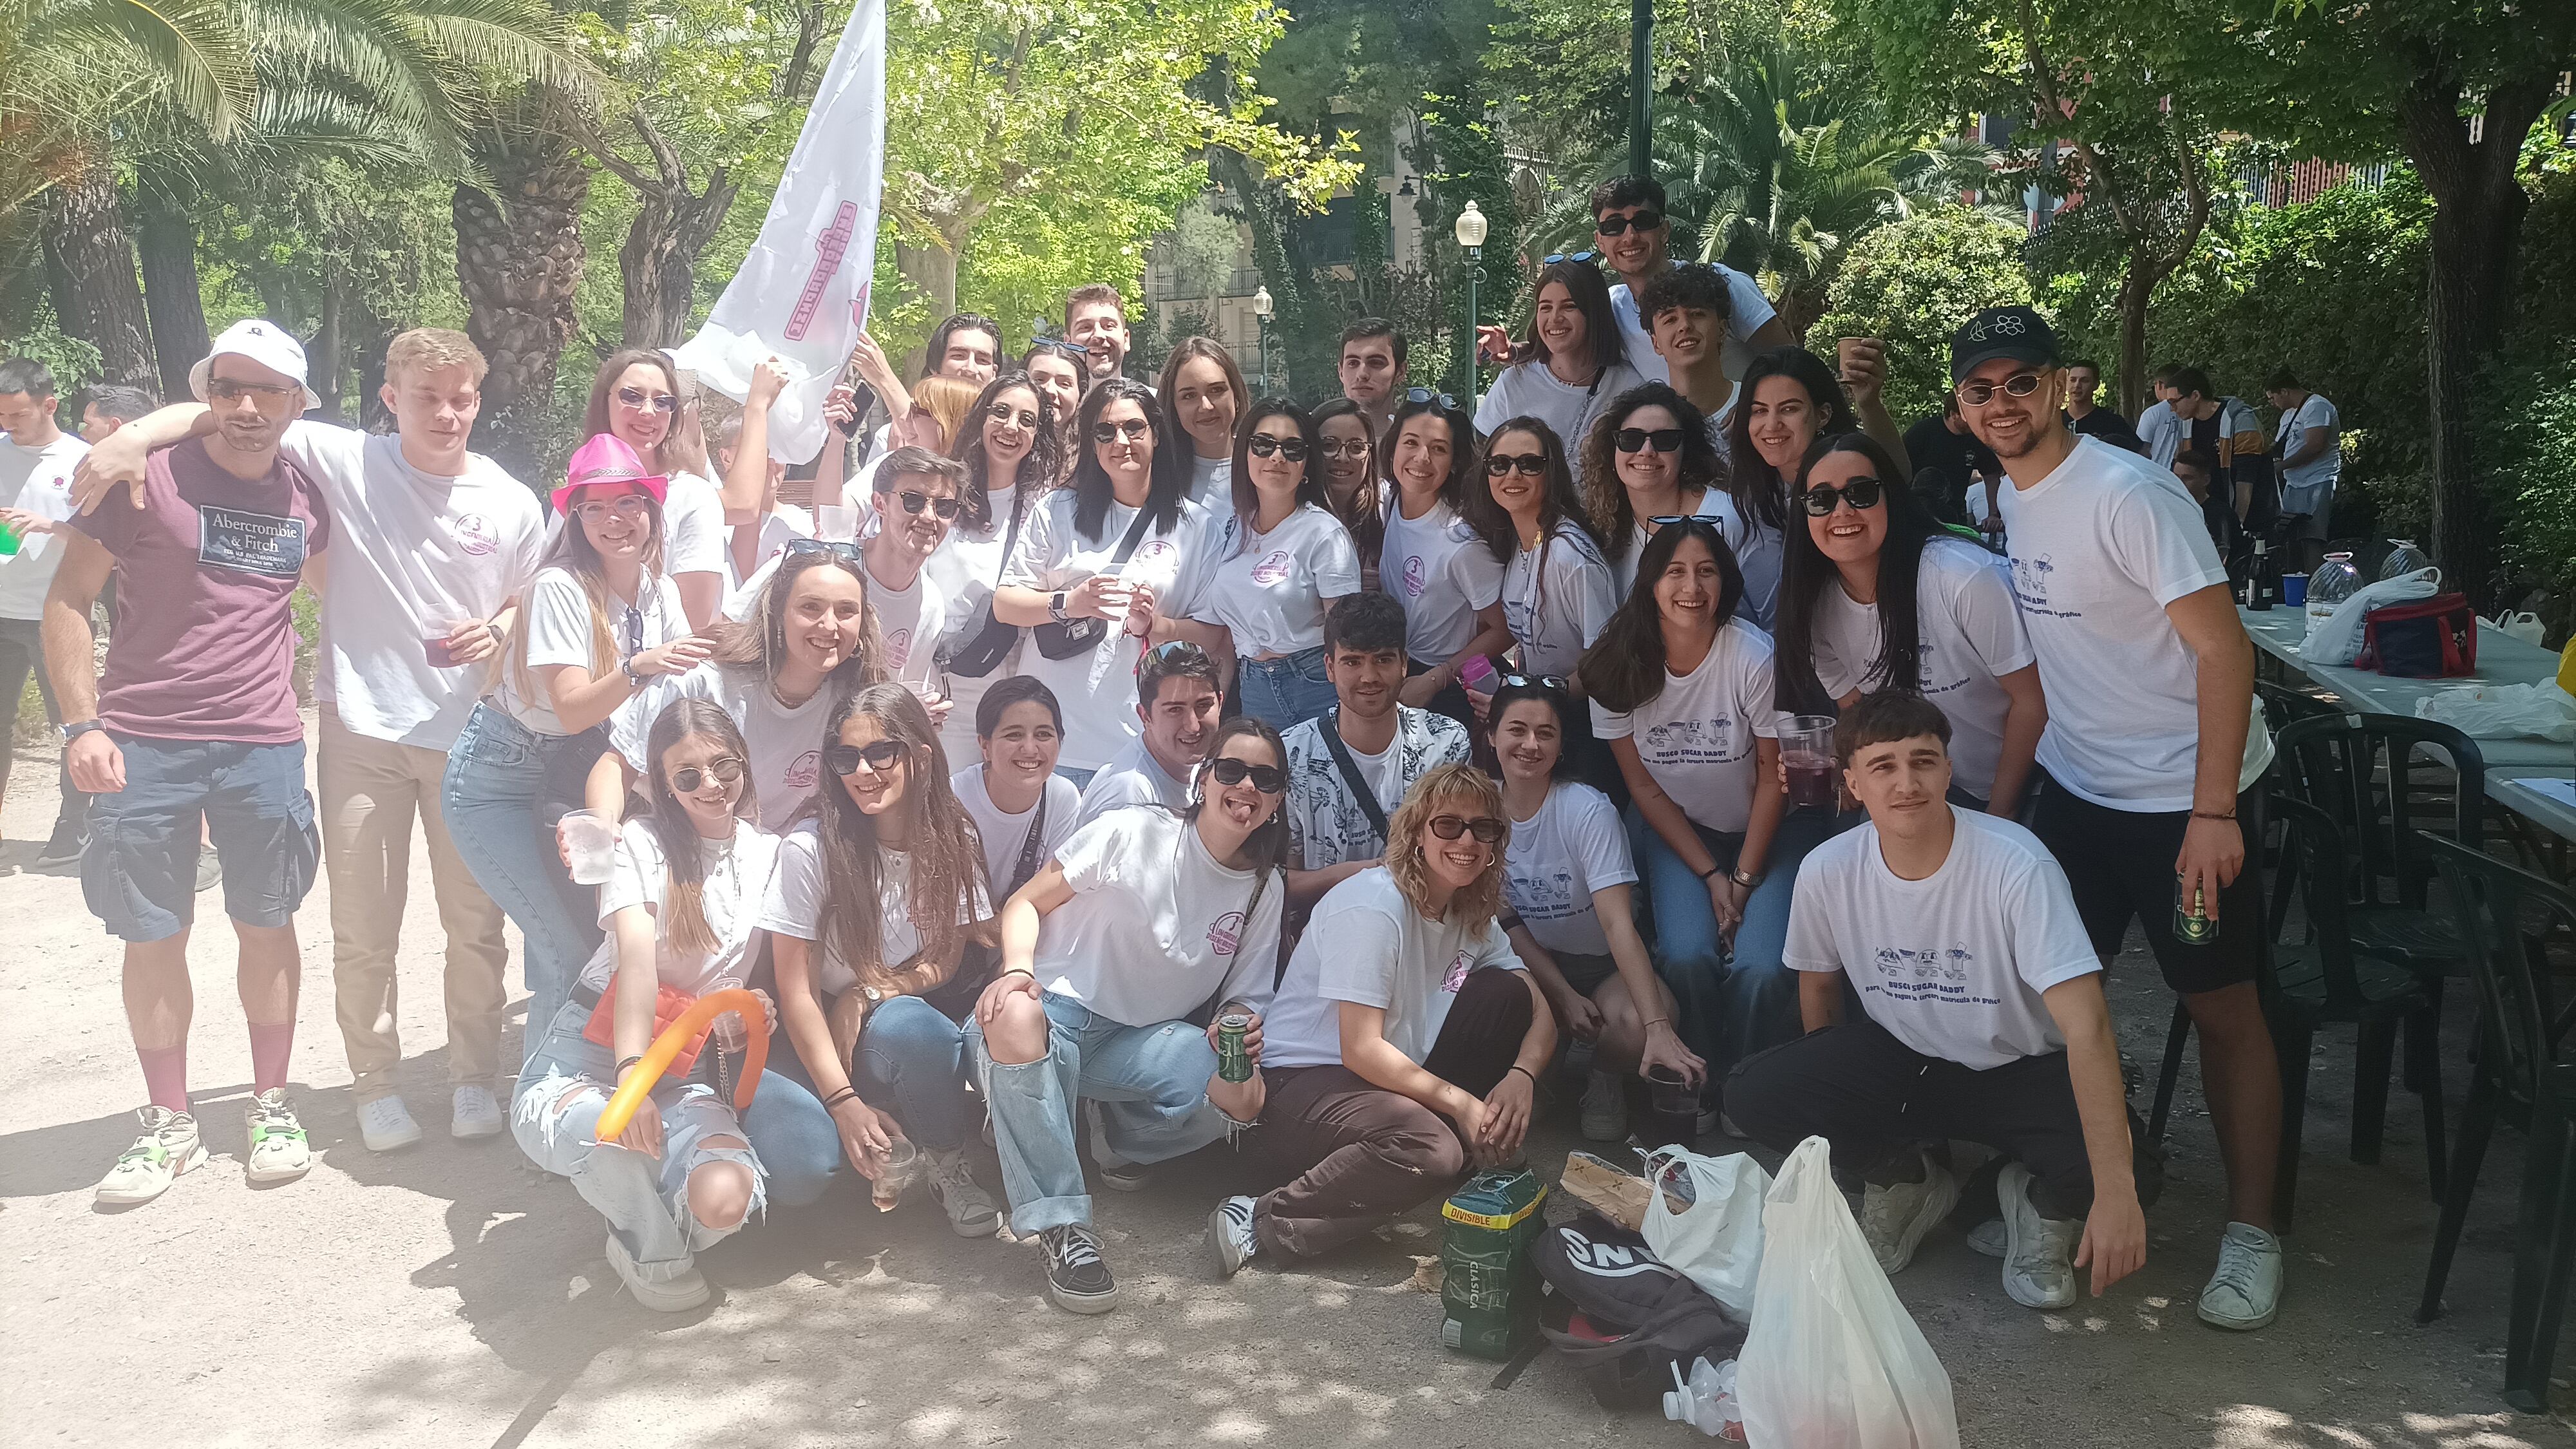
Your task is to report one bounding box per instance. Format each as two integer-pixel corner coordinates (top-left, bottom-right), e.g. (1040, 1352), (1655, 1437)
(243, 1088), (312, 1184)
(2197, 1222), (2284, 1331)
(1041, 1224), (1119, 1314)
(1578, 1070), (1628, 1143)
(1208, 1195), (1260, 1278)
(357, 1095), (423, 1152)
(1859, 1153), (1959, 1275)
(927, 1146), (1000, 1237)
(1998, 1162), (2081, 1310)
(94, 1106), (205, 1206)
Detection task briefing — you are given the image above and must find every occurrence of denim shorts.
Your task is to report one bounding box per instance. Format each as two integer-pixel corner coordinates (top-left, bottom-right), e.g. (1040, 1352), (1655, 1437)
(83, 735), (319, 942)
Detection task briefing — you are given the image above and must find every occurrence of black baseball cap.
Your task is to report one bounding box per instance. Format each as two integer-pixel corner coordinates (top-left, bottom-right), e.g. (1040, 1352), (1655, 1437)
(1949, 305), (2060, 382)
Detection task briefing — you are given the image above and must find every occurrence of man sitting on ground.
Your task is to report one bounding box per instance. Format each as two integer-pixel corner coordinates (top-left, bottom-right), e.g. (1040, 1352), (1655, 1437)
(1073, 640), (1222, 829)
(1725, 691), (2155, 1311)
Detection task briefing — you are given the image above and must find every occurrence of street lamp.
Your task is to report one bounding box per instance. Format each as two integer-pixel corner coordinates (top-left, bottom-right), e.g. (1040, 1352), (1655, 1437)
(1455, 200), (1488, 402)
(1251, 285), (1274, 394)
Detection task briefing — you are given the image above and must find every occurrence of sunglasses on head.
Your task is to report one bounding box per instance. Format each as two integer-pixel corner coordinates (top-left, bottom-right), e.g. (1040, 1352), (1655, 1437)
(1247, 433), (1309, 462)
(668, 756), (744, 794)
(1090, 417), (1151, 444)
(784, 538), (863, 564)
(615, 385), (679, 415)
(1484, 451), (1546, 477)
(1428, 813), (1506, 844)
(889, 489), (962, 520)
(1541, 250), (1600, 266)
(1615, 427), (1687, 454)
(1133, 639), (1212, 680)
(1800, 477), (1885, 516)
(1030, 339), (1091, 358)
(1205, 756), (1285, 794)
(1953, 371), (2048, 407)
(1594, 210), (1664, 236)
(826, 740), (907, 776)
(1499, 672), (1569, 692)
(1402, 387), (1460, 410)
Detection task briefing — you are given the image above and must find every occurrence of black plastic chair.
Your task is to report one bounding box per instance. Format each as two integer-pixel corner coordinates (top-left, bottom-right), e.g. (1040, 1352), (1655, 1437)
(2414, 837), (2574, 1414)
(2270, 713), (2483, 976)
(2264, 797), (2448, 1231)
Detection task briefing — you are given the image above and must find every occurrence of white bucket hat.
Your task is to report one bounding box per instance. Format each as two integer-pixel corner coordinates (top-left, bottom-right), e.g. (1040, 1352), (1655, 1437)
(189, 319), (320, 413)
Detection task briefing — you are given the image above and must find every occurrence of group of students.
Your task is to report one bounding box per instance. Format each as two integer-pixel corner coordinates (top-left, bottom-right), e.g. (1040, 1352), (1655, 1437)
(10, 171), (2289, 1336)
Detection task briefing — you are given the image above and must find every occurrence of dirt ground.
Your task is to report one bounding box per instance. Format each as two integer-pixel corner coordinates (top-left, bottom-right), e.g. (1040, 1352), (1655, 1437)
(1, 726), (2568, 1449)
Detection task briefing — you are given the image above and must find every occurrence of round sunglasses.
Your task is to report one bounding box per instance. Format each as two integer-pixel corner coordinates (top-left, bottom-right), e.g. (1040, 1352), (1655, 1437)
(1428, 813), (1506, 843)
(668, 756), (744, 794)
(1205, 756), (1285, 794)
(1953, 372), (2047, 408)
(1090, 417), (1151, 444)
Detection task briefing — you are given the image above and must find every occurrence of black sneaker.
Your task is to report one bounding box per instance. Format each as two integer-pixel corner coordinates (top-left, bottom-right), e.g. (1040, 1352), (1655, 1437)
(33, 817), (87, 869)
(1041, 1224), (1119, 1314)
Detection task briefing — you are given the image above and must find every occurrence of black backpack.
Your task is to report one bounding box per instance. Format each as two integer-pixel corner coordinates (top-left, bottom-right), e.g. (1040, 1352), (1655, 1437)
(1529, 1211), (1747, 1410)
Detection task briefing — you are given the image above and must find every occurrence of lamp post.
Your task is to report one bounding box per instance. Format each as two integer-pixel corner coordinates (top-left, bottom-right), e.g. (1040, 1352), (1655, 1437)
(1251, 285), (1274, 394)
(1629, 0), (1653, 177)
(1455, 200), (1488, 403)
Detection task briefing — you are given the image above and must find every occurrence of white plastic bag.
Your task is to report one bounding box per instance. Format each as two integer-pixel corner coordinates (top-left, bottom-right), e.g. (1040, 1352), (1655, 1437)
(1736, 1137), (1960, 1449)
(2414, 681), (2576, 743)
(2299, 566), (2440, 666)
(1641, 1146), (1771, 1318)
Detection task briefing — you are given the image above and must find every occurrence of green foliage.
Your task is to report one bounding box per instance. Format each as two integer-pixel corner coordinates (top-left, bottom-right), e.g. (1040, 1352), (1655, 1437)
(1808, 206), (2030, 424)
(0, 304), (104, 408)
(2470, 138), (2576, 603)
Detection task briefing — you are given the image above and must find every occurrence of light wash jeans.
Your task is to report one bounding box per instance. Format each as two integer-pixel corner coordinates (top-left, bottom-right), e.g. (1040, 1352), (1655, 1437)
(511, 1003), (766, 1272)
(1236, 646), (1339, 732)
(441, 703), (602, 1070)
(1629, 804), (1844, 1081)
(965, 990), (1232, 1236)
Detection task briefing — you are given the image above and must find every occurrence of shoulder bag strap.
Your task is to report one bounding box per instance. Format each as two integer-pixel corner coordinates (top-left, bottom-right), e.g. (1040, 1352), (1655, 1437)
(1318, 706), (1393, 848)
(1106, 498), (1159, 571)
(1007, 785), (1048, 898)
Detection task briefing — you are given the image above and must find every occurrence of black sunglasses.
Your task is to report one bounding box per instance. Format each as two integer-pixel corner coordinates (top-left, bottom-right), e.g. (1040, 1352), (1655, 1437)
(1090, 417), (1151, 444)
(1133, 639), (1213, 680)
(1403, 387), (1460, 410)
(1029, 339), (1091, 358)
(1499, 672), (1569, 692)
(893, 490), (963, 520)
(1247, 433), (1310, 462)
(1594, 210), (1664, 236)
(784, 538), (863, 564)
(669, 757), (744, 794)
(1484, 451), (1546, 477)
(615, 385), (679, 415)
(1206, 756), (1285, 795)
(1541, 250), (1600, 265)
(826, 740), (908, 775)
(1615, 427), (1687, 454)
(1953, 372), (2048, 407)
(1800, 477), (1885, 516)
(1428, 813), (1506, 843)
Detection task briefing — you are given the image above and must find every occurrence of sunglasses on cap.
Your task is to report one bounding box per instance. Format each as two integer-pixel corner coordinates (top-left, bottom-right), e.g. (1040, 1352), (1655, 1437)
(1428, 814), (1506, 843)
(1402, 387), (1460, 410)
(1247, 433), (1309, 462)
(1090, 417), (1151, 444)
(615, 385), (679, 415)
(1593, 210), (1664, 236)
(826, 740), (908, 775)
(1541, 250), (1600, 266)
(1205, 756), (1285, 794)
(1615, 427), (1687, 454)
(1953, 372), (2048, 407)
(889, 489), (962, 520)
(1799, 477), (1884, 516)
(1484, 451), (1546, 477)
(784, 538), (864, 564)
(668, 756), (744, 794)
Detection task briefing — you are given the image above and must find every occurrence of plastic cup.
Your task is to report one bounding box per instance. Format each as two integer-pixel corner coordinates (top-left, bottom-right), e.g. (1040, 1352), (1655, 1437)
(1642, 1066), (1697, 1150)
(814, 504), (858, 542)
(1779, 714), (1838, 810)
(2280, 573), (2308, 607)
(560, 808), (619, 886)
(871, 1139), (920, 1212)
(0, 518), (19, 557)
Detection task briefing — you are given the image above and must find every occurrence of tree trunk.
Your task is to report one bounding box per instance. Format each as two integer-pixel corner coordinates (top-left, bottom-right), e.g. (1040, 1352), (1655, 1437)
(2115, 265), (2154, 419)
(453, 100), (591, 482)
(311, 275), (346, 422)
(618, 173), (741, 350)
(135, 182), (209, 402)
(894, 238), (958, 323)
(42, 155), (155, 388)
(352, 293), (395, 432)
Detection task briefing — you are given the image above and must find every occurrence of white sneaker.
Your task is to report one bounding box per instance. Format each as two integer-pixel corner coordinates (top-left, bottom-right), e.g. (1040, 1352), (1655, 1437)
(94, 1106), (206, 1206)
(926, 1146), (1000, 1238)
(1085, 1101), (1148, 1192)
(1998, 1162), (2081, 1310)
(1859, 1154), (1960, 1275)
(1578, 1070), (1628, 1143)
(1208, 1194), (1260, 1278)
(605, 1232), (710, 1312)
(243, 1088), (312, 1184)
(357, 1095), (423, 1152)
(1965, 1217), (2007, 1258)
(2197, 1221), (2284, 1331)
(451, 1084), (504, 1141)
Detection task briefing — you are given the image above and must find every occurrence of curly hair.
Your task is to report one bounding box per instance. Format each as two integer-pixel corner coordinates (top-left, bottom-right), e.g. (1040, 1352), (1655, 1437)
(1582, 382), (1725, 565)
(1385, 762), (1509, 931)
(804, 683), (988, 996)
(951, 372), (1061, 535)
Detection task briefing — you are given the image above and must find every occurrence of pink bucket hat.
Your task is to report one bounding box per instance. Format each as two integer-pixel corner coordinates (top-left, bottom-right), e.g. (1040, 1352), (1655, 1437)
(552, 433), (670, 514)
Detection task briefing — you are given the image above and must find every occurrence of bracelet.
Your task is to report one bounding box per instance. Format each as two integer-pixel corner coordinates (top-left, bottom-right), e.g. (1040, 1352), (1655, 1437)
(616, 1055), (644, 1074)
(1642, 1016), (1671, 1030)
(1001, 965), (1036, 980)
(2190, 810), (2237, 822)
(1694, 862), (1721, 882)
(821, 1086), (860, 1110)
(1507, 1065), (1537, 1086)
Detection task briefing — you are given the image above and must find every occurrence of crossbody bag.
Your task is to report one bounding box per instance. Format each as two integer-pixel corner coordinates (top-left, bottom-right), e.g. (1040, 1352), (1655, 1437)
(1032, 504), (1159, 660)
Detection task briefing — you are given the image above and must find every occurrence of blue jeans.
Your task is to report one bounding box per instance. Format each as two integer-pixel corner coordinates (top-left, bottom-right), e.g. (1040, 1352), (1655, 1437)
(1055, 765), (1097, 790)
(747, 1051), (851, 1209)
(440, 703), (602, 1070)
(852, 994), (974, 1150)
(1236, 647), (1338, 732)
(1629, 805), (1841, 1081)
(965, 991), (1231, 1236)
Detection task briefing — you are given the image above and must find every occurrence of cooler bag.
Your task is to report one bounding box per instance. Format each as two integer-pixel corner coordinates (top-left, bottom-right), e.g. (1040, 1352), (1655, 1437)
(2357, 592), (2478, 678)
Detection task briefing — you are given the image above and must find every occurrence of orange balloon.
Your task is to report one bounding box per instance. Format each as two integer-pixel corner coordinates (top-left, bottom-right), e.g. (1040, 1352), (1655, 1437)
(593, 987), (770, 1142)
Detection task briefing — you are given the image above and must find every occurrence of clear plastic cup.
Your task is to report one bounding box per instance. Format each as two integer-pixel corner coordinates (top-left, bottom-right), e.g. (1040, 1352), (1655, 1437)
(814, 504), (859, 543)
(1779, 714), (1838, 810)
(560, 808), (619, 886)
(871, 1138), (920, 1212)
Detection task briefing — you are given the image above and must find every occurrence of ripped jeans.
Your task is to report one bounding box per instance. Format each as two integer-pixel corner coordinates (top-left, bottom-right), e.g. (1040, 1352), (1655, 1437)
(513, 1003), (766, 1273)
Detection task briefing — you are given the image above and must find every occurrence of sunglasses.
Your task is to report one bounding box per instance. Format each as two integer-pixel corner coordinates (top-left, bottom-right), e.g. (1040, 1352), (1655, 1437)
(1484, 451), (1546, 477)
(573, 493), (652, 524)
(1615, 427), (1688, 454)
(616, 386), (679, 415)
(784, 538), (864, 564)
(1800, 477), (1885, 516)
(206, 378), (299, 401)
(1247, 433), (1310, 462)
(1499, 672), (1569, 691)
(620, 604), (645, 657)
(1541, 250), (1600, 265)
(1428, 813), (1506, 844)
(1133, 639), (1213, 680)
(1403, 387), (1460, 410)
(1029, 339), (1092, 358)
(1090, 417), (1151, 444)
(1594, 210), (1664, 236)
(826, 740), (908, 775)
(668, 756), (745, 794)
(891, 490), (962, 520)
(1953, 372), (2047, 407)
(1206, 756), (1285, 794)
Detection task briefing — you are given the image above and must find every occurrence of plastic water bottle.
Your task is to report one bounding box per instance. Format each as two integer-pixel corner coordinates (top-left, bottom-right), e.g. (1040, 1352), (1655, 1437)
(2380, 538), (2435, 582)
(2306, 551), (2361, 630)
(1663, 1356), (1746, 1439)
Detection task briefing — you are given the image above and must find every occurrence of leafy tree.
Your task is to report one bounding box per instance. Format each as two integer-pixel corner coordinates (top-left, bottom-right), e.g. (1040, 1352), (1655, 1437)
(1806, 205), (2029, 425)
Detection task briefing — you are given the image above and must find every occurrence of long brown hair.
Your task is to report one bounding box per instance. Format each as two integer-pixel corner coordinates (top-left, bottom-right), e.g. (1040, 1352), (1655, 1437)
(582, 348), (685, 473)
(806, 683), (987, 992)
(508, 484), (666, 706)
(951, 372), (1060, 535)
(1577, 518), (1744, 714)
(1385, 763), (1508, 931)
(1310, 397), (1384, 571)
(706, 547), (886, 694)
(632, 697), (759, 959)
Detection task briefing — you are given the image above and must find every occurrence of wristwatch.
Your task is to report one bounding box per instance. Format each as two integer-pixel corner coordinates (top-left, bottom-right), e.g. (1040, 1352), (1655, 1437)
(620, 656), (644, 688)
(1048, 591), (1070, 623)
(1730, 867), (1763, 889)
(61, 719), (106, 743)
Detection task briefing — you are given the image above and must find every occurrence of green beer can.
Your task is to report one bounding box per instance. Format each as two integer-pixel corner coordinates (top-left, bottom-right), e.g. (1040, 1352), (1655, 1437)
(1216, 1012), (1254, 1084)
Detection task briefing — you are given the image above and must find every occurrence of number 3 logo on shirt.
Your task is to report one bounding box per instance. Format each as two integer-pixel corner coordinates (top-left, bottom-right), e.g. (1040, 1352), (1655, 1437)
(1441, 950), (1471, 994)
(1207, 911), (1246, 956)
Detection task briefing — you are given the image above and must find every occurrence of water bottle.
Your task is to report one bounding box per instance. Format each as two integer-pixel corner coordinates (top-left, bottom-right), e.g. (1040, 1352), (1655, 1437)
(1663, 1356), (1747, 1439)
(2306, 551), (2361, 630)
(2380, 538), (2435, 582)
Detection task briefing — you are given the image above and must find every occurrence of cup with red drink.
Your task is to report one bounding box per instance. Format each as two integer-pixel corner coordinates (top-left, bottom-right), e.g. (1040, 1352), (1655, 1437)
(1779, 715), (1839, 810)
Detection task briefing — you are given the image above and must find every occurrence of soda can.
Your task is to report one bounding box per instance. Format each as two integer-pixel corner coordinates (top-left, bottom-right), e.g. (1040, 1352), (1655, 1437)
(2174, 877), (2217, 945)
(1216, 1012), (1255, 1083)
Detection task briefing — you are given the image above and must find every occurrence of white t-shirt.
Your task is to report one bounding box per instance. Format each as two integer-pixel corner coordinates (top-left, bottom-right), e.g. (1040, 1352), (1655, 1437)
(1785, 808), (2099, 1070)
(998, 489), (1211, 771)
(1609, 261), (1779, 386)
(2275, 393), (2341, 506)
(494, 565), (689, 735)
(862, 560), (954, 697)
(1474, 359), (1645, 457)
(1280, 706), (1472, 870)
(1182, 502), (1363, 658)
(1591, 617), (1777, 834)
(923, 482), (1023, 658)
(722, 507), (811, 595)
(1381, 495), (1504, 663)
(661, 471), (726, 582)
(952, 764), (1080, 901)
(1610, 497), (1729, 602)
(1807, 537), (2034, 802)
(576, 815), (781, 998)
(0, 431), (86, 619)
(280, 422), (544, 751)
(1502, 520), (1617, 679)
(1073, 736), (1193, 829)
(1707, 489), (1783, 631)
(1502, 782), (1638, 958)
(1028, 806), (1282, 1028)
(2136, 401), (2179, 469)
(611, 661), (838, 830)
(1264, 867), (1526, 1070)
(1994, 437), (2273, 811)
(1189, 454), (1233, 521)
(756, 819), (990, 996)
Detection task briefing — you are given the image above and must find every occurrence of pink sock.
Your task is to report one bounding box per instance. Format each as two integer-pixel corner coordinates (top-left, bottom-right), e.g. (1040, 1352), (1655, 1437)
(137, 1044), (189, 1112)
(247, 1021), (295, 1095)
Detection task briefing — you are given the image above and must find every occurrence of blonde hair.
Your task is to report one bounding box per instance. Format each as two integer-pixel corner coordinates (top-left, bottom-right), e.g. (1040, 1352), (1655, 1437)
(1385, 763), (1509, 930)
(910, 375), (981, 451)
(384, 328), (488, 386)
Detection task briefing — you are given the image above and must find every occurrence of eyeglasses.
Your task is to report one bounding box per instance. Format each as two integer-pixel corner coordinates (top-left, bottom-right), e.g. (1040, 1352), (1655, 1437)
(1090, 418), (1151, 444)
(1541, 250), (1600, 266)
(205, 379), (299, 401)
(1484, 451), (1546, 477)
(1317, 437), (1372, 459)
(1247, 433), (1310, 462)
(1403, 387), (1460, 410)
(1953, 372), (2047, 407)
(891, 490), (963, 520)
(1615, 427), (1687, 454)
(1593, 210), (1664, 236)
(668, 757), (744, 793)
(1799, 477), (1885, 516)
(1428, 814), (1506, 844)
(985, 402), (1040, 428)
(1205, 756), (1285, 794)
(826, 740), (907, 775)
(573, 493), (652, 524)
(784, 538), (864, 564)
(615, 386), (679, 415)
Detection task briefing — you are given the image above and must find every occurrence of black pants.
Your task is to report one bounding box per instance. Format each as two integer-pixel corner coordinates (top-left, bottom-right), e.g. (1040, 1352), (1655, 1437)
(1725, 1018), (2162, 1220)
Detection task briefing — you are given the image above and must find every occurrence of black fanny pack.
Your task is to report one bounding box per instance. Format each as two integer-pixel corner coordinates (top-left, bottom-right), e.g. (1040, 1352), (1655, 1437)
(1032, 505), (1157, 660)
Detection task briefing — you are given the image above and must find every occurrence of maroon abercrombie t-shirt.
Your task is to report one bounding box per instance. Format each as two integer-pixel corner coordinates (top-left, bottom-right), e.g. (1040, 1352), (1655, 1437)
(75, 437), (332, 744)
